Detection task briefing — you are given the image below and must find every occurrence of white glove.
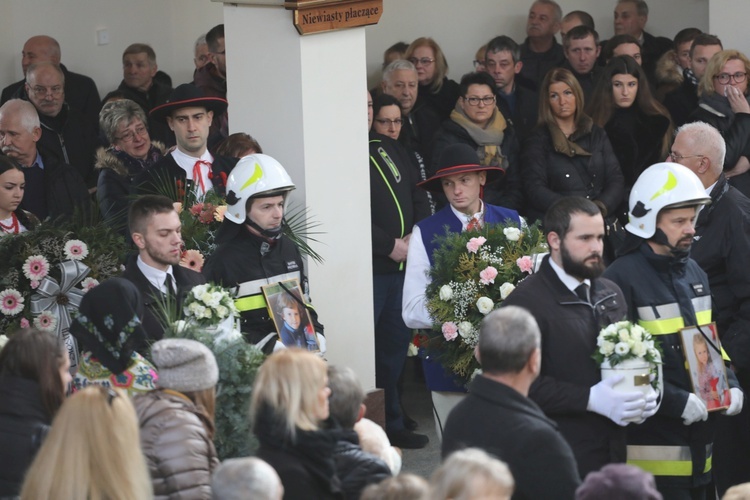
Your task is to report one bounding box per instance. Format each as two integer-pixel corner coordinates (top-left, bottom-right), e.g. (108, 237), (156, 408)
(725, 387), (744, 416)
(630, 387), (659, 424)
(588, 376), (647, 426)
(681, 393), (709, 425)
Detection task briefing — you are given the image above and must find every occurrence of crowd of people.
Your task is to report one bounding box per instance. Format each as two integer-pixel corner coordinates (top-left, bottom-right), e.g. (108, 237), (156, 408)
(2, 0), (750, 498)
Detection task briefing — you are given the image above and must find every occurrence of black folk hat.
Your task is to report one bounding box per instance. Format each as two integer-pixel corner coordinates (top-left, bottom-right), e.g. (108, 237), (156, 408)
(417, 143), (505, 193)
(150, 83), (228, 123)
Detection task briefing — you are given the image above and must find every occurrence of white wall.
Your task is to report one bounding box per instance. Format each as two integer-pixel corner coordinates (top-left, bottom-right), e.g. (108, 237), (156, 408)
(365, 0), (709, 88)
(709, 0), (750, 56)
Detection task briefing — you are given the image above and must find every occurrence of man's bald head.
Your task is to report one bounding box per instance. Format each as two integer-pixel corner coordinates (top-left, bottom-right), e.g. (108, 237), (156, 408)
(22, 35), (61, 75)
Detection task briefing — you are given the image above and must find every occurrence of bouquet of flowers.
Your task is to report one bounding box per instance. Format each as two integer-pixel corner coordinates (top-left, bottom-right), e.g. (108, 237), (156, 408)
(424, 221), (547, 380)
(173, 191), (228, 272)
(162, 283), (264, 459)
(0, 224), (126, 335)
(593, 321), (662, 389)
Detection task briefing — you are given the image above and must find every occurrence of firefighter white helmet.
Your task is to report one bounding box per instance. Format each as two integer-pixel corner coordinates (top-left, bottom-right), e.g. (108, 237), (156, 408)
(224, 154), (295, 224)
(626, 162), (711, 239)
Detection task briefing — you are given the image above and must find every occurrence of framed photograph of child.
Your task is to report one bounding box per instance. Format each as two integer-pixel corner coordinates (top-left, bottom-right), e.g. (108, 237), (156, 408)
(261, 278), (320, 352)
(679, 323), (731, 412)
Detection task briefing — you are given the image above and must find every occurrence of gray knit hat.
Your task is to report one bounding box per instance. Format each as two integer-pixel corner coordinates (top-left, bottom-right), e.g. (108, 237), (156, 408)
(152, 339), (219, 392)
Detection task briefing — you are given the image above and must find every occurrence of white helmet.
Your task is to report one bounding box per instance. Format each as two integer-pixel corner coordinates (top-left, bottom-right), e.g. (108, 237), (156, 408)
(626, 162), (711, 238)
(224, 154), (295, 224)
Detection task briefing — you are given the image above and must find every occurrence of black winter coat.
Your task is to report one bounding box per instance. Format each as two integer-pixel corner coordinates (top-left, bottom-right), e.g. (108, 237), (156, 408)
(332, 429), (391, 500)
(521, 121), (625, 223)
(497, 83), (539, 145)
(116, 80), (174, 147)
(501, 256), (629, 477)
(18, 151), (91, 221)
(37, 104), (98, 187)
(431, 117), (524, 212)
(0, 377), (52, 498)
(664, 77), (699, 128)
(416, 78), (460, 120)
(692, 175), (750, 374)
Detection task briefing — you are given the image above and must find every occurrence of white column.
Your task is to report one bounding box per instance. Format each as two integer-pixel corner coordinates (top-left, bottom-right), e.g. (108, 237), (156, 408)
(224, 4), (376, 389)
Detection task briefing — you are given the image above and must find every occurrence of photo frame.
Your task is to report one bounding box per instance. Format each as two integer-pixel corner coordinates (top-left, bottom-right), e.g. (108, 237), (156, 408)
(261, 278), (319, 352)
(679, 323), (731, 412)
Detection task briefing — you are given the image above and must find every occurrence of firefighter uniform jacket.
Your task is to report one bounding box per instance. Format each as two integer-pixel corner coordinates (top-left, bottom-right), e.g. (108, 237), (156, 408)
(605, 241), (740, 488)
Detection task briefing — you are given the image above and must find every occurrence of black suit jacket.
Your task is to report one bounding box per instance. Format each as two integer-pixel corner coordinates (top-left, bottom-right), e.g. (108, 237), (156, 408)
(442, 376), (581, 499)
(120, 254), (206, 347)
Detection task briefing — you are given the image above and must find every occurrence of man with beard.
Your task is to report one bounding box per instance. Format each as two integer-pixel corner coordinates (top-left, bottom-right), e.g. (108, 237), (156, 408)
(121, 195), (206, 346)
(604, 162), (743, 499)
(502, 196), (654, 478)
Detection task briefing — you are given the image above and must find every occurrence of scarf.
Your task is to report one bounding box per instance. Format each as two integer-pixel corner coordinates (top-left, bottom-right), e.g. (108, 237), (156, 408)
(109, 144), (164, 177)
(450, 104), (508, 169)
(548, 115), (594, 158)
(684, 67), (699, 87)
(69, 278), (147, 374)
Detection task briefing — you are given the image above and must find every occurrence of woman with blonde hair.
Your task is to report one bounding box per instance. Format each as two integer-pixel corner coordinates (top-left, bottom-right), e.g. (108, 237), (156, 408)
(250, 348), (342, 499)
(405, 37), (460, 119)
(134, 338), (220, 499)
(521, 68), (624, 258)
(20, 386), (152, 500)
(689, 49), (750, 196)
(431, 448), (514, 500)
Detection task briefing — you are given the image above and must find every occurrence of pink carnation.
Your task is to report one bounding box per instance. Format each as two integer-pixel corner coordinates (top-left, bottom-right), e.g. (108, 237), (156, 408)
(517, 255), (534, 273)
(479, 266), (498, 285)
(442, 322), (458, 341)
(466, 236), (487, 254)
(20, 318), (30, 328)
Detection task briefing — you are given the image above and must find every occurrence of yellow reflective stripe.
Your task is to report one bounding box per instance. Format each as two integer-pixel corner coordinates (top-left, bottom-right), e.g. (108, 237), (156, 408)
(721, 346), (731, 362)
(704, 455), (712, 473)
(695, 310), (712, 325)
(628, 459), (692, 476)
(235, 295), (267, 312)
(639, 317), (685, 335)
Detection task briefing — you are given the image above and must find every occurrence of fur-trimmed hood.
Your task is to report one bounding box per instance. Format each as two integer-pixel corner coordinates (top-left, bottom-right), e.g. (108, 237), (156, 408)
(95, 141), (166, 177)
(655, 49), (683, 86)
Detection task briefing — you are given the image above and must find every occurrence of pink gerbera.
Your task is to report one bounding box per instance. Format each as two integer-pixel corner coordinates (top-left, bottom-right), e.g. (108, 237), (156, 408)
(64, 240), (89, 260)
(0, 289), (24, 316)
(33, 311), (57, 332)
(22, 255), (50, 281)
(180, 249), (205, 272)
(81, 277), (100, 292)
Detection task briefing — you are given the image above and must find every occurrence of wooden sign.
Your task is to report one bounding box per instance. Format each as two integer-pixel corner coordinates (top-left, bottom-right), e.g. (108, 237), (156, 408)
(285, 0), (383, 35)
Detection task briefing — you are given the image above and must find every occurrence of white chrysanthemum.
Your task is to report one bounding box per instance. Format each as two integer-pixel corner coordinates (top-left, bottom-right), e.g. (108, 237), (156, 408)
(499, 282), (516, 300)
(476, 296), (494, 315)
(439, 285), (453, 301)
(614, 342), (630, 355)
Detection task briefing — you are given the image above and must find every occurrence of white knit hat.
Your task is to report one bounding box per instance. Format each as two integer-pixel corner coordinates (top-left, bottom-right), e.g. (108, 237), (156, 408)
(152, 339), (218, 392)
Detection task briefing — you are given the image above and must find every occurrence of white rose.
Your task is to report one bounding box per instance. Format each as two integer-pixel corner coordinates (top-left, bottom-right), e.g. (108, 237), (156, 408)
(202, 292), (222, 308)
(631, 327), (643, 341)
(499, 282), (516, 300)
(631, 341), (647, 357)
(189, 303), (206, 318)
(476, 296), (494, 315)
(618, 329), (630, 342)
(457, 321), (474, 338)
(599, 340), (615, 356)
(192, 284), (208, 298)
(503, 227), (521, 241)
(216, 305), (229, 319)
(439, 285), (453, 301)
(614, 342), (630, 355)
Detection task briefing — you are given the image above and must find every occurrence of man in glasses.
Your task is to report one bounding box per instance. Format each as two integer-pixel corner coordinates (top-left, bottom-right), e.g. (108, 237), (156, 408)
(669, 122), (750, 496)
(431, 72), (523, 212)
(25, 62), (97, 189)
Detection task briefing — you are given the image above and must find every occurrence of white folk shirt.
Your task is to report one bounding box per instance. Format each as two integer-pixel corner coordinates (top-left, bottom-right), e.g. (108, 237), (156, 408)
(171, 148), (214, 199)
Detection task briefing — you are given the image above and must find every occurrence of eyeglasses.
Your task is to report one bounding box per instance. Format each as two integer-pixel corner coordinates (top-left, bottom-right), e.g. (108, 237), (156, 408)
(374, 118), (403, 126)
(408, 57), (435, 67)
(115, 125), (148, 143)
(464, 96), (496, 106)
(668, 151), (704, 162)
(714, 72), (747, 84)
(30, 85), (63, 98)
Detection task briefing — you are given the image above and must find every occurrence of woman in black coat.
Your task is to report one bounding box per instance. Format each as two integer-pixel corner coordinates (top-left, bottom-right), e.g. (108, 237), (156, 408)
(0, 329), (70, 497)
(405, 37), (460, 120)
(251, 349), (343, 500)
(587, 55), (672, 219)
(522, 68), (625, 226)
(689, 49), (750, 197)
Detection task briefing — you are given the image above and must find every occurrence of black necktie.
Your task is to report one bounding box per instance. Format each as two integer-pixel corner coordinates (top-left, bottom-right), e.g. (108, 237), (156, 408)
(164, 274), (176, 297)
(575, 283), (590, 303)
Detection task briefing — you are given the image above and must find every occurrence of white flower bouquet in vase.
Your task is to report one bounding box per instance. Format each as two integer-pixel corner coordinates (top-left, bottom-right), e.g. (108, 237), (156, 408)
(183, 284), (241, 345)
(593, 321), (663, 404)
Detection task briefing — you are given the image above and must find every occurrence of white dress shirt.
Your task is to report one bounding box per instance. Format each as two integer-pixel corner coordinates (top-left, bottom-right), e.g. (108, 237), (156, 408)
(137, 255), (176, 295)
